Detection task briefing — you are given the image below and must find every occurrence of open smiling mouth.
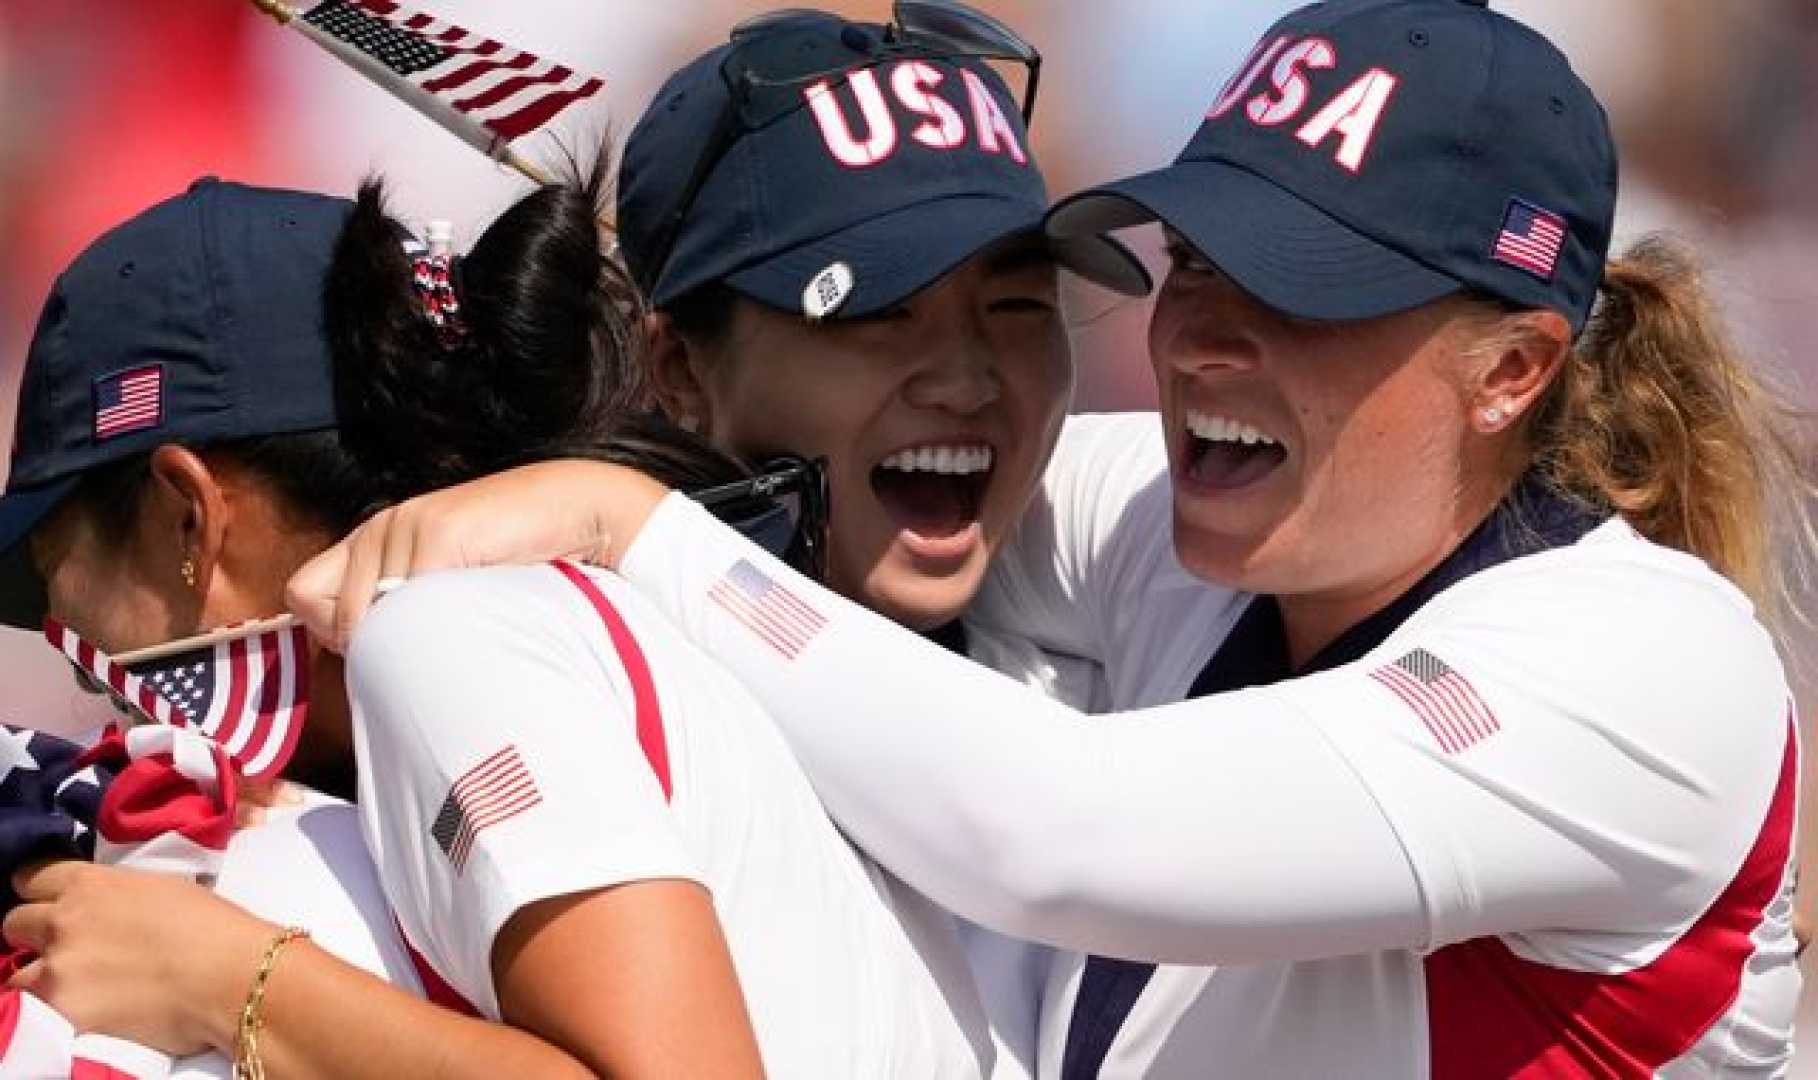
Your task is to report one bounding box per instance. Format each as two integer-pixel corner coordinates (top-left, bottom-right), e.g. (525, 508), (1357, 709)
(870, 445), (995, 539)
(1184, 410), (1287, 490)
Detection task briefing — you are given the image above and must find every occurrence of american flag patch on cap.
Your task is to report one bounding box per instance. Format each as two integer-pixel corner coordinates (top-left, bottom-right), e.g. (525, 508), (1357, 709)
(432, 745), (541, 874)
(708, 559), (826, 659)
(1369, 648), (1500, 754)
(1491, 198), (1567, 281)
(92, 365), (163, 441)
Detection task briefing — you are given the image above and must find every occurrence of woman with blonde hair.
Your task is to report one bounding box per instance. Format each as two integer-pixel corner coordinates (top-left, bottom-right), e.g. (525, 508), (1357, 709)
(48, 0), (1818, 1074)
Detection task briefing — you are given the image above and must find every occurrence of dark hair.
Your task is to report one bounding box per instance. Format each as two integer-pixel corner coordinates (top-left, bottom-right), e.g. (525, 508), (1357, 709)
(65, 430), (376, 543)
(68, 148), (751, 544)
(663, 279), (741, 348)
(328, 148), (751, 506)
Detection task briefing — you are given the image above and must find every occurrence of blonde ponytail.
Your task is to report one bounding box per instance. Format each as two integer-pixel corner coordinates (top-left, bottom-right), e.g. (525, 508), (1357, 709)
(1529, 236), (1817, 632)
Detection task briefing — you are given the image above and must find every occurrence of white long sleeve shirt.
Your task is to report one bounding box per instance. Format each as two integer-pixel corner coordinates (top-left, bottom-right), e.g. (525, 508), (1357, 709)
(615, 412), (1799, 1078)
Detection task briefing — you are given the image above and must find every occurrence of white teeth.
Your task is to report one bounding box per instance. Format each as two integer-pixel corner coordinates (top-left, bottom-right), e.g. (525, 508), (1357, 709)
(1185, 410), (1279, 447)
(879, 445), (995, 475)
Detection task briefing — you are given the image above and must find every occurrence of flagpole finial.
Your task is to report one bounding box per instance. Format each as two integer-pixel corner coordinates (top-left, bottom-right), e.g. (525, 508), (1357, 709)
(248, 0), (299, 25)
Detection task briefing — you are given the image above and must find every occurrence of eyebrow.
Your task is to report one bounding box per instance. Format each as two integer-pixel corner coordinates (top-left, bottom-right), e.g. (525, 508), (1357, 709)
(982, 235), (1059, 276)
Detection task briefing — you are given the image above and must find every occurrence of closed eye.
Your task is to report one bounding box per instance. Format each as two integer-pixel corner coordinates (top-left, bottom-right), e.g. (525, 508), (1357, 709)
(988, 295), (1056, 315)
(1163, 239), (1218, 278)
(841, 305), (913, 326)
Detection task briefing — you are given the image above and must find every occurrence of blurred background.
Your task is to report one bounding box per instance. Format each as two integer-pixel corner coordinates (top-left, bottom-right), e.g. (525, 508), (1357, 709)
(0, 0), (1814, 1063)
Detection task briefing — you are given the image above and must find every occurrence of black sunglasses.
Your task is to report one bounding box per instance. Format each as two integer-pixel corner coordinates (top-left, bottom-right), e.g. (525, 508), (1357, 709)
(643, 0), (1042, 290)
(689, 455), (831, 582)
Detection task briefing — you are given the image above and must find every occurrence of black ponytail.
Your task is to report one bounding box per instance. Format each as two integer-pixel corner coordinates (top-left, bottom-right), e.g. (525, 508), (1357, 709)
(326, 148), (750, 508)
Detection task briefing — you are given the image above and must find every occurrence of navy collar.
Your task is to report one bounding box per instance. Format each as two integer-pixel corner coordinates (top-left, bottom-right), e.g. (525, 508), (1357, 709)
(1190, 476), (1607, 696)
(926, 620), (970, 657)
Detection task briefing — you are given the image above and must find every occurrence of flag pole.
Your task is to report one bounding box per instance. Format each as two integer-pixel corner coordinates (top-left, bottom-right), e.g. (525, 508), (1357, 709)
(244, 0), (554, 188)
(112, 614), (301, 667)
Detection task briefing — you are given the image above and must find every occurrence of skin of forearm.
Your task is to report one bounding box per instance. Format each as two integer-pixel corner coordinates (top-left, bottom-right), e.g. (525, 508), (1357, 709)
(194, 933), (595, 1080)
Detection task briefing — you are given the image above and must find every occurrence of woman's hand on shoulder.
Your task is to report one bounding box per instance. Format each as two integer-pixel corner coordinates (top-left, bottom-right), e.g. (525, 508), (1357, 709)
(287, 460), (672, 652)
(4, 859), (276, 1055)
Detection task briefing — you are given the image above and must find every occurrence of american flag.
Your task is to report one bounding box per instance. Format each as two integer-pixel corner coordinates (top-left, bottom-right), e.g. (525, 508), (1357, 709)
(0, 724), (235, 1077)
(134, 623), (312, 782)
(1491, 198), (1567, 281)
(44, 619), (187, 728)
(432, 745), (541, 874)
(1369, 648), (1500, 754)
(92, 365), (163, 441)
(708, 559), (827, 659)
(286, 0), (604, 159)
(0, 728), (108, 899)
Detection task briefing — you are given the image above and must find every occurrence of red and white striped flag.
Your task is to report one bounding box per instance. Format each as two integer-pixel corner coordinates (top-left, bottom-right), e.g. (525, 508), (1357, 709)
(43, 620), (311, 782)
(1369, 647), (1501, 754)
(0, 724), (236, 1079)
(708, 559), (827, 660)
(134, 624), (312, 782)
(267, 0), (604, 163)
(44, 618), (187, 728)
(431, 745), (541, 874)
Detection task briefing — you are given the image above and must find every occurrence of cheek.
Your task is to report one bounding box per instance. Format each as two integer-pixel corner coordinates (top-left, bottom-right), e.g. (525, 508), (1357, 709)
(1002, 326), (1072, 427)
(986, 328), (1071, 516)
(706, 352), (894, 467)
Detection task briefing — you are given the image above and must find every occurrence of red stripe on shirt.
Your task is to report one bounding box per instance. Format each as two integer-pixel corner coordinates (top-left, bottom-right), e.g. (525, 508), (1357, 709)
(1425, 714), (1798, 1076)
(551, 561), (671, 801)
(393, 917), (481, 1018)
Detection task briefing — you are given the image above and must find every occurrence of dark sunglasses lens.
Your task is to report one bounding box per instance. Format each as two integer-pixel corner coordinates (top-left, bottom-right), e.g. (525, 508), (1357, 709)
(729, 29), (874, 128)
(732, 7), (839, 40)
(0, 533), (49, 630)
(896, 0), (1034, 61)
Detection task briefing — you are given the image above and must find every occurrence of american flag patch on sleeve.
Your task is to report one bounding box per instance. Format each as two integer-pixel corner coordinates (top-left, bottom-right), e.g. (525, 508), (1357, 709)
(1369, 648), (1500, 754)
(432, 746), (541, 874)
(707, 559), (827, 659)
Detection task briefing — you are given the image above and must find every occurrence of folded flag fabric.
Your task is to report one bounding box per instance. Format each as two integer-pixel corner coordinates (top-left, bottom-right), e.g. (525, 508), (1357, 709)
(0, 724), (237, 1079)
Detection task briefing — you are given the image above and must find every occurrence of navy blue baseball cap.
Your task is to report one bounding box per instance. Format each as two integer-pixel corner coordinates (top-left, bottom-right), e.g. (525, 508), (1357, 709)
(618, 8), (1150, 321)
(1047, 0), (1617, 331)
(0, 178), (352, 628)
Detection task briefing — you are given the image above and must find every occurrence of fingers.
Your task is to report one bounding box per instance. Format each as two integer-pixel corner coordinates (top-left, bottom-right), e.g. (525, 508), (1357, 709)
(286, 541), (350, 652)
(12, 859), (82, 903)
(3, 901), (52, 953)
(6, 955), (44, 993)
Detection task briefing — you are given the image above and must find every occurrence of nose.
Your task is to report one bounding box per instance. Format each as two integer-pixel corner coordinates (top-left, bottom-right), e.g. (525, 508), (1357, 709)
(902, 330), (1001, 414)
(1151, 276), (1263, 378)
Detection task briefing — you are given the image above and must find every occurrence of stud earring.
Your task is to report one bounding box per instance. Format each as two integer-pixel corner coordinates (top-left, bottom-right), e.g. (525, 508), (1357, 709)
(180, 556), (197, 588)
(1483, 406), (1505, 426)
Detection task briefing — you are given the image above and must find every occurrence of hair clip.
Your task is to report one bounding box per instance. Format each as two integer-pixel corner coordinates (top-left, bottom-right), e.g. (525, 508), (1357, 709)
(400, 220), (468, 348)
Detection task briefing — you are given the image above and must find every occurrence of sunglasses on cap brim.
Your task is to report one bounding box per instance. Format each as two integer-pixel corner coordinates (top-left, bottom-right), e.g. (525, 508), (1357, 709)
(644, 0), (1042, 290)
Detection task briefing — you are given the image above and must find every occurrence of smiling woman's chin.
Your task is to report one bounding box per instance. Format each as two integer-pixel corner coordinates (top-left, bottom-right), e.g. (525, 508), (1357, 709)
(862, 546), (989, 633)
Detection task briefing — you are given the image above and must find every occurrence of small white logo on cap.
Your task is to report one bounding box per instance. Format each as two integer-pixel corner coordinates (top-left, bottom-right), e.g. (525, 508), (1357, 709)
(802, 261), (855, 320)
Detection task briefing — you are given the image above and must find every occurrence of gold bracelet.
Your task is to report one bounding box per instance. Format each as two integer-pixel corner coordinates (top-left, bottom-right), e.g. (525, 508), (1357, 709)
(233, 926), (310, 1080)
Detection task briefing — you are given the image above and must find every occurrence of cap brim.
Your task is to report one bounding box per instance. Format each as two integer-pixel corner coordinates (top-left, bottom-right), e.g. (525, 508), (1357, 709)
(0, 478), (75, 630)
(1047, 160), (1461, 321)
(726, 194), (1150, 321)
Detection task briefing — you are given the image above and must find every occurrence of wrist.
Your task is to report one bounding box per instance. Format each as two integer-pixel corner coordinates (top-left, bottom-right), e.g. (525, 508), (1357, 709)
(192, 915), (286, 1052)
(568, 461), (667, 569)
